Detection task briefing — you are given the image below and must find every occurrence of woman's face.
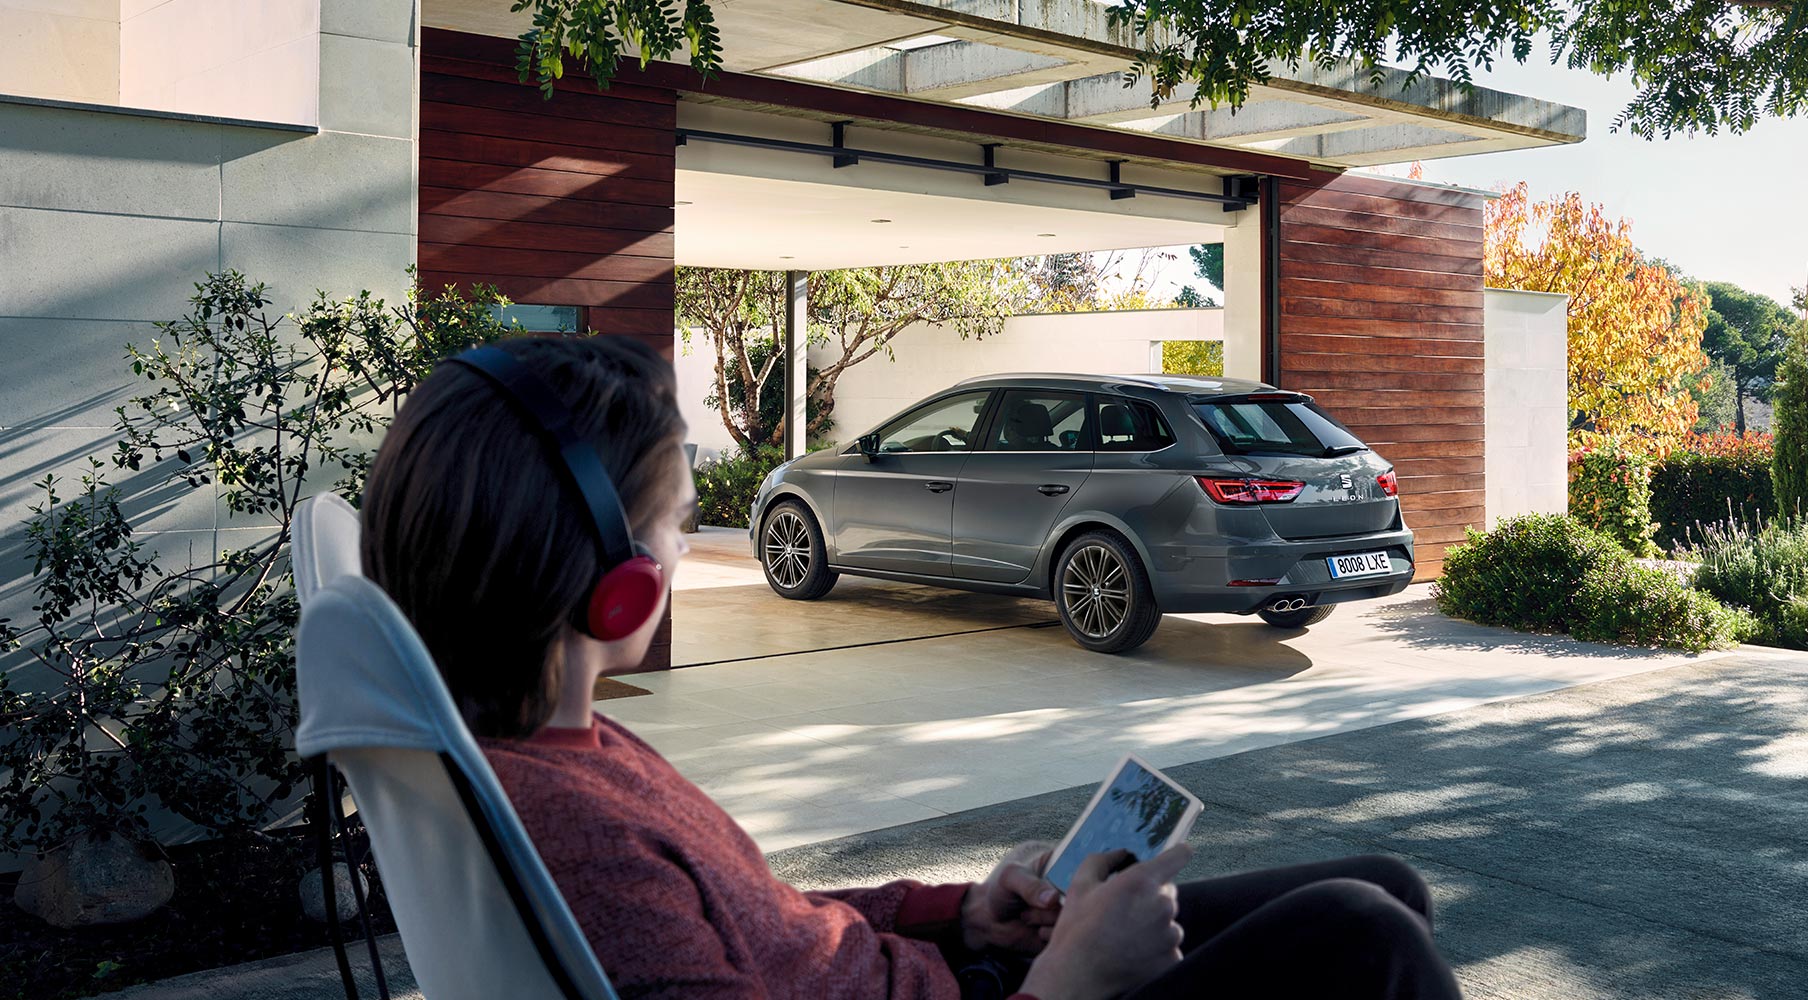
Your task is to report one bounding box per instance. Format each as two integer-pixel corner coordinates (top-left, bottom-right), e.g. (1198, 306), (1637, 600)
(601, 448), (696, 672)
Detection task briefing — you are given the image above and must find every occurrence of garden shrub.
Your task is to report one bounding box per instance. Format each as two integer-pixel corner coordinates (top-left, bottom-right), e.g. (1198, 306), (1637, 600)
(1772, 332), (1808, 518)
(1688, 512), (1808, 648)
(1568, 444), (1659, 556)
(1569, 559), (1756, 652)
(1433, 513), (1625, 633)
(0, 271), (512, 859)
(695, 445), (786, 528)
(1650, 438), (1774, 551)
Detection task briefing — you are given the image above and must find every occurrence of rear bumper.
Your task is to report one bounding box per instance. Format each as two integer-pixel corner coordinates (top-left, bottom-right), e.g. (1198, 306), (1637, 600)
(1145, 528), (1416, 614)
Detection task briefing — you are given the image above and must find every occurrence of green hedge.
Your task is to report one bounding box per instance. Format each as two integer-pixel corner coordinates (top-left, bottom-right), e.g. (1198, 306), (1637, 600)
(1435, 513), (1751, 651)
(1570, 560), (1757, 653)
(1434, 514), (1624, 633)
(1568, 445), (1658, 556)
(695, 445), (785, 529)
(1651, 450), (1773, 551)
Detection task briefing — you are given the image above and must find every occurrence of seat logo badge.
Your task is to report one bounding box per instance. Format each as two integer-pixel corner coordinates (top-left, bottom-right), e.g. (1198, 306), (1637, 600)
(1339, 473), (1357, 501)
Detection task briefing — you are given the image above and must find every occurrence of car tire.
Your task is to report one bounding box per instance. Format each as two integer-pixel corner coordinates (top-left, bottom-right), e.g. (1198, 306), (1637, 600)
(1256, 603), (1335, 629)
(1054, 530), (1161, 653)
(760, 501), (838, 600)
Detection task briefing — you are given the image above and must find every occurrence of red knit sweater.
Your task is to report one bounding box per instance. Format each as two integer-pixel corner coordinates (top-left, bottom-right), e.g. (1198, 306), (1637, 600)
(480, 714), (972, 999)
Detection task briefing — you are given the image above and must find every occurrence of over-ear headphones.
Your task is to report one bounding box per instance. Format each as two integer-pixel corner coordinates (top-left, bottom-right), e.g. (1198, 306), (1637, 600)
(447, 346), (665, 641)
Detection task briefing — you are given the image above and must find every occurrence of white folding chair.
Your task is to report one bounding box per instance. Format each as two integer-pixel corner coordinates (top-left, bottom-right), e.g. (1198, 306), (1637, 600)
(291, 497), (618, 1000)
(292, 491), (363, 604)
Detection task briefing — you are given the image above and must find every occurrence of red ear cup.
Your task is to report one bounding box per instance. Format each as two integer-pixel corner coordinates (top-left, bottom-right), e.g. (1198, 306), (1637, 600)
(584, 555), (665, 640)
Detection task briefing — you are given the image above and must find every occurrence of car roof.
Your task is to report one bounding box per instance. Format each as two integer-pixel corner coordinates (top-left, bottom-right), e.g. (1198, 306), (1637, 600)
(949, 372), (1281, 397)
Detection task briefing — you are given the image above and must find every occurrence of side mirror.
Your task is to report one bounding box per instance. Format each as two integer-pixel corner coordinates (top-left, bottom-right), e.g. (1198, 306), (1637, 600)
(858, 433), (881, 461)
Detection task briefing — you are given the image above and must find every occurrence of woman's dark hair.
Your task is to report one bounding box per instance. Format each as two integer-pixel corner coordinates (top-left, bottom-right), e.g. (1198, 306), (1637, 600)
(361, 335), (687, 738)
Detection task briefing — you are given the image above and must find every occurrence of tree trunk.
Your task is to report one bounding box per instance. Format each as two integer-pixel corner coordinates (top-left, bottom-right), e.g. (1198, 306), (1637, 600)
(1736, 382), (1747, 434)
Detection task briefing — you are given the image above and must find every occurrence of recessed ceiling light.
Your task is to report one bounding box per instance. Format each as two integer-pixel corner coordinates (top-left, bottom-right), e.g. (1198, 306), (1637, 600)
(779, 255), (795, 259)
(898, 245), (910, 249)
(676, 200), (693, 205)
(1038, 233), (1057, 237)
(871, 218), (892, 223)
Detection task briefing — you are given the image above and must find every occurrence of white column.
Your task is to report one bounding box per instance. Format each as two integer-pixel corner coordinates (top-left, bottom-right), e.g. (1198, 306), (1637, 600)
(1221, 214), (1264, 382)
(784, 270), (808, 461)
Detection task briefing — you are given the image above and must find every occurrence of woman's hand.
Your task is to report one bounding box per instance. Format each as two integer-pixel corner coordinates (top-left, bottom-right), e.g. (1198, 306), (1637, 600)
(1018, 845), (1192, 1000)
(961, 841), (1063, 954)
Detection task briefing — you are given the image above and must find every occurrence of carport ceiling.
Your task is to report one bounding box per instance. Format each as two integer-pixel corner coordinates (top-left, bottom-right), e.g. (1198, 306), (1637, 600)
(425, 0), (1586, 170)
(674, 170), (1226, 270)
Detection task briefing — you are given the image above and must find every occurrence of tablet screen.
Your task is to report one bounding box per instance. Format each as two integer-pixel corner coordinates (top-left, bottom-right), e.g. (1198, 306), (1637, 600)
(1045, 758), (1196, 892)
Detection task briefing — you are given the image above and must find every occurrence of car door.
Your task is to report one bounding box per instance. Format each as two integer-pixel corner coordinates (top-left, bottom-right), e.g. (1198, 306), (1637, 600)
(831, 390), (994, 576)
(952, 389), (1093, 583)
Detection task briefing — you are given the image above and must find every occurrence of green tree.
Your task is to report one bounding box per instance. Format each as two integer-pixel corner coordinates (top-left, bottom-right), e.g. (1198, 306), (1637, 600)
(1108, 0), (1808, 138)
(1689, 358), (1739, 432)
(1700, 281), (1795, 433)
(1773, 326), (1808, 517)
(677, 262), (1027, 447)
(1174, 244), (1223, 308)
(1161, 340), (1224, 376)
(515, 1), (1808, 140)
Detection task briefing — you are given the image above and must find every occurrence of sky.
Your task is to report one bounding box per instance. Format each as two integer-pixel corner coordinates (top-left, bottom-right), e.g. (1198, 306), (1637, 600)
(1142, 51), (1808, 309)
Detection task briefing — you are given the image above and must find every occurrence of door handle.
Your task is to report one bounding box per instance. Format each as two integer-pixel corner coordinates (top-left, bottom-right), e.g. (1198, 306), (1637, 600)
(1037, 484), (1070, 496)
(924, 481), (954, 493)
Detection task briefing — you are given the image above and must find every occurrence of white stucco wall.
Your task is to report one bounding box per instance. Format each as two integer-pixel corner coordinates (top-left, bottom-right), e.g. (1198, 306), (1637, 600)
(120, 0), (322, 125)
(0, 0), (419, 675)
(677, 308), (1223, 460)
(0, 0), (121, 105)
(1484, 288), (1569, 528)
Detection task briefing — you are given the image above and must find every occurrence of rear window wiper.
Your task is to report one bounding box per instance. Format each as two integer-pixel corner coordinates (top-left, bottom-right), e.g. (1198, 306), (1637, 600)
(1322, 444), (1368, 456)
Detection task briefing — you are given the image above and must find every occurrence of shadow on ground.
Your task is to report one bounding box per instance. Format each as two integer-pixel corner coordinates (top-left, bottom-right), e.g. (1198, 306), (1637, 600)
(770, 655), (1808, 1000)
(1364, 594), (1666, 659)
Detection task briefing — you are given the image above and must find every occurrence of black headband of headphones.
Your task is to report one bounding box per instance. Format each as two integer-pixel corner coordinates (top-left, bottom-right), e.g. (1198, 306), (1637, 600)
(446, 346), (638, 570)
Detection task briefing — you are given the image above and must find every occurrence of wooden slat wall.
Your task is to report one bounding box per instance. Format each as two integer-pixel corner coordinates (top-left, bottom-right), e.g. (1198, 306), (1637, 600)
(419, 28), (676, 356)
(420, 28), (678, 667)
(1275, 174), (1487, 580)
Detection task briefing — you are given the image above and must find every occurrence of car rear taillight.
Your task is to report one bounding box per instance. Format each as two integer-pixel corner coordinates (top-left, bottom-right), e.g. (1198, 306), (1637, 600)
(1376, 470), (1399, 497)
(1197, 477), (1306, 505)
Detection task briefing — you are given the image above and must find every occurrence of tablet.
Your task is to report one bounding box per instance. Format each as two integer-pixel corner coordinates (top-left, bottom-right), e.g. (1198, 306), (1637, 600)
(1043, 754), (1203, 893)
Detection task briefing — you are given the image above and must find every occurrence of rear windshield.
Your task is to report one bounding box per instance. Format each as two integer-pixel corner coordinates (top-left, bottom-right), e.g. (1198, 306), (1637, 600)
(1193, 399), (1366, 457)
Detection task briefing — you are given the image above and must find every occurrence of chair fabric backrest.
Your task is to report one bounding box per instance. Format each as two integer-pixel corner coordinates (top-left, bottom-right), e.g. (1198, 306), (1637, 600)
(292, 498), (617, 1000)
(293, 492), (363, 604)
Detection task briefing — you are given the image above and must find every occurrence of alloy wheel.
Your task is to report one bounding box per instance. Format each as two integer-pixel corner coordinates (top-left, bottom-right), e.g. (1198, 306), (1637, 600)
(1061, 543), (1129, 638)
(764, 510), (812, 589)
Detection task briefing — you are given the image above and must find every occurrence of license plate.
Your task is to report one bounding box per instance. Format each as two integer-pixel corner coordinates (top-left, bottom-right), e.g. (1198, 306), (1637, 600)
(1328, 551), (1391, 578)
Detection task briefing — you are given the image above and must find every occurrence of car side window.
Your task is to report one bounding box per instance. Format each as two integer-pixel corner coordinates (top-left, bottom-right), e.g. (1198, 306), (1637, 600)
(1096, 400), (1175, 451)
(876, 391), (993, 453)
(989, 391), (1088, 451)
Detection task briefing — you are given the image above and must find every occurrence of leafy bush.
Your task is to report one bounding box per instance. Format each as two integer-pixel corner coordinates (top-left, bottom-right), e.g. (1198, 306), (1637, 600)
(0, 272), (512, 857)
(695, 445), (785, 528)
(1570, 559), (1756, 651)
(1568, 443), (1659, 556)
(1687, 512), (1808, 648)
(1772, 332), (1808, 517)
(1433, 514), (1625, 632)
(1651, 439), (1774, 551)
(1438, 512), (1754, 651)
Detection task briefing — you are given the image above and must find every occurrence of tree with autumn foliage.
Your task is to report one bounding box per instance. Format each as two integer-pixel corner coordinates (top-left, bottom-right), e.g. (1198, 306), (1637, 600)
(1485, 182), (1710, 457)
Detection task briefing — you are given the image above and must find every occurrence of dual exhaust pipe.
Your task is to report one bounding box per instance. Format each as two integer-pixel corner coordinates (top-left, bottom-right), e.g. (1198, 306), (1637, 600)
(1268, 596), (1310, 613)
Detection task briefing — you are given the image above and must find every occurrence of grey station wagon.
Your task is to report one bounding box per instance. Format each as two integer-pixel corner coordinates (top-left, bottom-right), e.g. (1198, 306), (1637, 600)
(748, 373), (1415, 652)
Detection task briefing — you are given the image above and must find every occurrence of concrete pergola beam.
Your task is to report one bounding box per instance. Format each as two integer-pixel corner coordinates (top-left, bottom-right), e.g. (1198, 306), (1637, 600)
(1115, 101), (1378, 145)
(833, 0), (1586, 148)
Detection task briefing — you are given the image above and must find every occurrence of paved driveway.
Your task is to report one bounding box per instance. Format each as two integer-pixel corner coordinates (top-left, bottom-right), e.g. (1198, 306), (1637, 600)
(648, 528), (1736, 852)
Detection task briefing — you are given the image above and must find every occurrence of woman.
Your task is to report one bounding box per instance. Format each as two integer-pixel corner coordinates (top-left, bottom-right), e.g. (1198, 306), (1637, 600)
(360, 335), (1462, 1000)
